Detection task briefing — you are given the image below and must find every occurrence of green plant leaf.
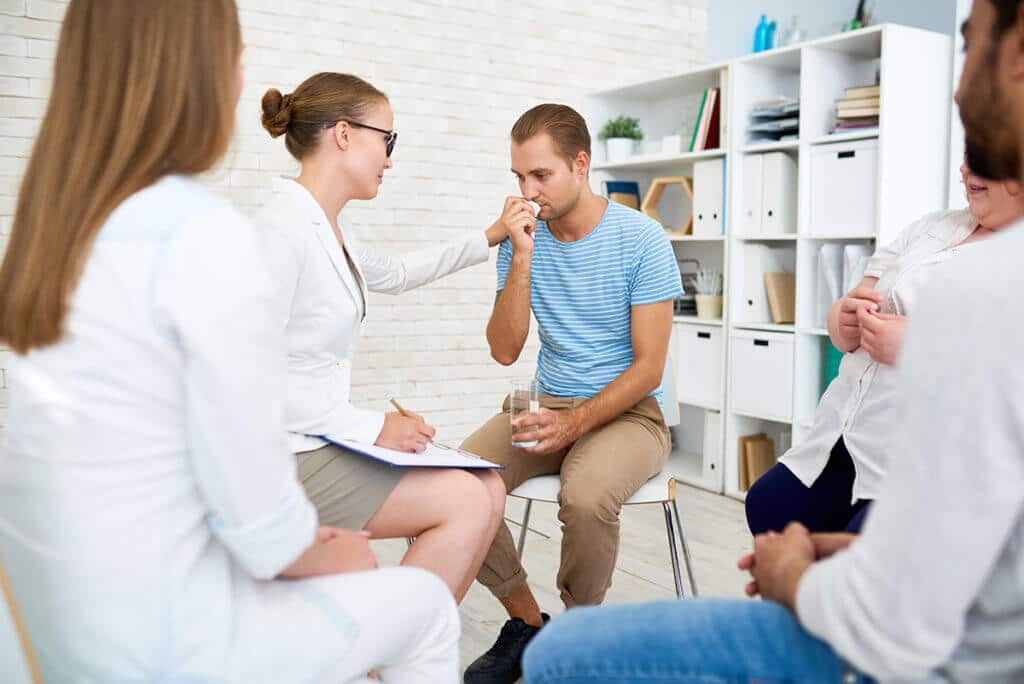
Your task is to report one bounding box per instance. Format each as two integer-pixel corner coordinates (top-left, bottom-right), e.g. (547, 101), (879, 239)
(598, 115), (644, 141)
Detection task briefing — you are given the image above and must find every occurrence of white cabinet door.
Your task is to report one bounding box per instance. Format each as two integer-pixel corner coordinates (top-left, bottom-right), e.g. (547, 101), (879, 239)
(729, 330), (794, 422)
(809, 139), (878, 236)
(674, 324), (723, 409)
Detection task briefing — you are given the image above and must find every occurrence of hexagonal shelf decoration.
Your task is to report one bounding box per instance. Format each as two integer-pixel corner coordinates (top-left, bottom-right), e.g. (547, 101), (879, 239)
(641, 176), (693, 235)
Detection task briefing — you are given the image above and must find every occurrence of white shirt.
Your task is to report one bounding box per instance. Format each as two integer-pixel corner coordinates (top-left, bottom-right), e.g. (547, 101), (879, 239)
(796, 221), (1024, 683)
(0, 177), (363, 680)
(256, 177), (490, 454)
(781, 209), (978, 502)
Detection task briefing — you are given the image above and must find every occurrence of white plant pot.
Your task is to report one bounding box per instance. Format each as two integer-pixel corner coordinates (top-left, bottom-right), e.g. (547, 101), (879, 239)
(605, 137), (636, 161)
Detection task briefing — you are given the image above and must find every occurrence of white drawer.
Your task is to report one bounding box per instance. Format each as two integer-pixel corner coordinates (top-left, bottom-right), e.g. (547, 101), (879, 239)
(809, 139), (877, 236)
(729, 330), (793, 421)
(673, 324), (722, 409)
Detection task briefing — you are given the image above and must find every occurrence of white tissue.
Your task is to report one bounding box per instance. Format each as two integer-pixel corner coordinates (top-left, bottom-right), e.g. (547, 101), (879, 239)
(526, 200), (541, 217)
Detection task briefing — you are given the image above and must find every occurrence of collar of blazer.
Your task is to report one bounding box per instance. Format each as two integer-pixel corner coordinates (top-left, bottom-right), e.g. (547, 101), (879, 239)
(271, 176), (368, 321)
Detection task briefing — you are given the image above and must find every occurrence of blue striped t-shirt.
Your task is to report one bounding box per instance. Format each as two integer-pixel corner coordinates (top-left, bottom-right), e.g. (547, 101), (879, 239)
(496, 200), (682, 403)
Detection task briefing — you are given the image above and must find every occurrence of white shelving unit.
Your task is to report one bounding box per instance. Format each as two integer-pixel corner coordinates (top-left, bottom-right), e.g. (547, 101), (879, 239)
(584, 24), (952, 501)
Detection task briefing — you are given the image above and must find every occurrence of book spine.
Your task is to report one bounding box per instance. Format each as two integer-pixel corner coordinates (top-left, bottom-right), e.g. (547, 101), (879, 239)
(690, 89), (708, 152)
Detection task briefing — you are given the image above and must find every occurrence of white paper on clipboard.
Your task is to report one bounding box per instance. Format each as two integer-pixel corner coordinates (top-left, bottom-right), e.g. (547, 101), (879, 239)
(325, 437), (504, 469)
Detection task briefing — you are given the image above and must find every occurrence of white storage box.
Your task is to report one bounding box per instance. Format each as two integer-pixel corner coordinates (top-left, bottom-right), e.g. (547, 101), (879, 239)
(809, 139), (878, 237)
(673, 324), (722, 409)
(729, 330), (794, 421)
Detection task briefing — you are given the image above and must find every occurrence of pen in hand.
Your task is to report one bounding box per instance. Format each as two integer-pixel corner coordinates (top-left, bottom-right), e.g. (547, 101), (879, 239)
(388, 397), (434, 444)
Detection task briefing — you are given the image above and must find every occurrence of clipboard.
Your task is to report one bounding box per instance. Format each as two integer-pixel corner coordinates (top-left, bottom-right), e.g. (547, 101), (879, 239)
(323, 437), (503, 469)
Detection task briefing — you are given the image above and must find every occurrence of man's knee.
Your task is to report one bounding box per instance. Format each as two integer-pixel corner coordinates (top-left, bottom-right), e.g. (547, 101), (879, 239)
(557, 481), (621, 526)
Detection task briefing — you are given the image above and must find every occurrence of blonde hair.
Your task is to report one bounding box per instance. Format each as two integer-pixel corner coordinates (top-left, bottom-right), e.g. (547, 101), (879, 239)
(0, 0), (242, 353)
(261, 72), (388, 160)
(511, 104), (592, 168)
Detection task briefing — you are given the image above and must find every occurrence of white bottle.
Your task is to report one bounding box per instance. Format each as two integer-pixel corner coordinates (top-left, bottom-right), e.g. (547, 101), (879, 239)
(782, 16), (805, 46)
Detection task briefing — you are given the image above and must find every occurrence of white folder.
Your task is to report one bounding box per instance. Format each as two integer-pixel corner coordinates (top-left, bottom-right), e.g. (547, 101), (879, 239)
(816, 243), (844, 328)
(842, 243), (873, 292)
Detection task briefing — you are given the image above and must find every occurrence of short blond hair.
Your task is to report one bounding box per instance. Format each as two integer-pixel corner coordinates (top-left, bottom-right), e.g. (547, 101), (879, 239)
(511, 104), (591, 167)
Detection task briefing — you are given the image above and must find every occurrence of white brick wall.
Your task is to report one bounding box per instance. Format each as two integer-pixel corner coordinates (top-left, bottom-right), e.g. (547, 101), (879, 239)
(0, 0), (706, 443)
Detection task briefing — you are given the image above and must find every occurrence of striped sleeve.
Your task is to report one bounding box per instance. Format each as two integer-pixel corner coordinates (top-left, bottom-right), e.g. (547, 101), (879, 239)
(496, 237), (513, 291)
(629, 225), (683, 305)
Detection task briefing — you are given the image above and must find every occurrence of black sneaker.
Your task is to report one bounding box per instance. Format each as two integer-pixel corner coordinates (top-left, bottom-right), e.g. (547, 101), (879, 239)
(464, 613), (550, 684)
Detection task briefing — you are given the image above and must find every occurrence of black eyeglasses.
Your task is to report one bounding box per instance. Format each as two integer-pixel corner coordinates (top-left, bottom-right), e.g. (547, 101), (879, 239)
(324, 119), (397, 157)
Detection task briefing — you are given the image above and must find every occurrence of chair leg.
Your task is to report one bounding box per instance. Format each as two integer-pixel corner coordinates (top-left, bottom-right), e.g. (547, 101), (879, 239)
(516, 499), (533, 560)
(671, 498), (699, 597)
(662, 502), (685, 598)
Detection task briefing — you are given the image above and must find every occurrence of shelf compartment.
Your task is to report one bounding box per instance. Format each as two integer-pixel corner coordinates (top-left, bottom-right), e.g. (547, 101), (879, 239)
(592, 148), (725, 172)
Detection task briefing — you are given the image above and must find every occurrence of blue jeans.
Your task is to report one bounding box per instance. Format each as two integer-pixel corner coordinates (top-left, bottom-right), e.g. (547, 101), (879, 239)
(522, 598), (874, 683)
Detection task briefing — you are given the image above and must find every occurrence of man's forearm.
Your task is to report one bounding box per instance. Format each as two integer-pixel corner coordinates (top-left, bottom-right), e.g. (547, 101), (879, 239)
(569, 359), (663, 437)
(487, 254), (532, 365)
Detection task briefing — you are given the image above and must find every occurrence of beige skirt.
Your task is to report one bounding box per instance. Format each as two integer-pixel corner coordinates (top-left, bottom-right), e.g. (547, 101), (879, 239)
(295, 443), (405, 530)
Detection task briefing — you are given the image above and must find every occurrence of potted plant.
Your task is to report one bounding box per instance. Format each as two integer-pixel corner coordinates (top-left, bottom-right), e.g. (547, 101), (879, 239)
(598, 115), (643, 162)
(694, 267), (723, 320)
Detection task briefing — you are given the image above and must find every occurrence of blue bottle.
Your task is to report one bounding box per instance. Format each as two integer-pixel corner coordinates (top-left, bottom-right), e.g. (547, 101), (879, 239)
(766, 19), (778, 50)
(753, 14), (768, 52)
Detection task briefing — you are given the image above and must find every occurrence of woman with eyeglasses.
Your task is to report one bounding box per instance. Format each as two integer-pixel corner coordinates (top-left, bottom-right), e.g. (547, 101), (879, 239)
(258, 73), (508, 604)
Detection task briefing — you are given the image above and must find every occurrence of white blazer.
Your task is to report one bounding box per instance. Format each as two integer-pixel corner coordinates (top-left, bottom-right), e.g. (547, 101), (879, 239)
(780, 209), (978, 502)
(0, 176), (361, 681)
(257, 177), (490, 453)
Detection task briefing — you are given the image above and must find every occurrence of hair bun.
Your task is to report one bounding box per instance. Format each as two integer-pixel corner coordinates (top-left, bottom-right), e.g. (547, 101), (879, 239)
(260, 88), (292, 138)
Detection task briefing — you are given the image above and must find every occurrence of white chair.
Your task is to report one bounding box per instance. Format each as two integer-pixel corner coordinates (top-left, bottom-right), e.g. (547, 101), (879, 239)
(509, 360), (699, 598)
(0, 562), (43, 684)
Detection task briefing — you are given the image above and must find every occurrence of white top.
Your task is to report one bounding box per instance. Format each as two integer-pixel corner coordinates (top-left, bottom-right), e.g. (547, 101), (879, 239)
(0, 177), (363, 680)
(780, 209), (978, 502)
(796, 221), (1024, 683)
(256, 177), (490, 454)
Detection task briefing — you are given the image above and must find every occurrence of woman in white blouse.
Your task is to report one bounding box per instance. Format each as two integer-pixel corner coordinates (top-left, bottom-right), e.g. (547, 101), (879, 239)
(0, 3), (458, 682)
(257, 72), (508, 602)
(745, 162), (1024, 535)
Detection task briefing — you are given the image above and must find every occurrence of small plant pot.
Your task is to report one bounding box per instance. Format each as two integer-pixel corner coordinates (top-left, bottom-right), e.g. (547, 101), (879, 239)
(695, 294), (723, 320)
(605, 137), (636, 161)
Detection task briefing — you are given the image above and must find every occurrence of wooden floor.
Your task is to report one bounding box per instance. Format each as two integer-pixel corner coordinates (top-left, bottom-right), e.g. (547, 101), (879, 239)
(372, 483), (753, 675)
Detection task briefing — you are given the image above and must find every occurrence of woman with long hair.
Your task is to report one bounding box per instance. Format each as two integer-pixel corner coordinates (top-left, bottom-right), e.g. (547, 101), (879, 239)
(0, 3), (458, 681)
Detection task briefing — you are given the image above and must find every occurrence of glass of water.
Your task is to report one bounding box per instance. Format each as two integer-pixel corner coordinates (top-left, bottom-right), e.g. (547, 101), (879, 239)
(510, 379), (540, 448)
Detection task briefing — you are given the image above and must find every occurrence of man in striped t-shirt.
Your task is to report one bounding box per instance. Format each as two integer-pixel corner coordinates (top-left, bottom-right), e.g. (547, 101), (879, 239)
(462, 104), (682, 684)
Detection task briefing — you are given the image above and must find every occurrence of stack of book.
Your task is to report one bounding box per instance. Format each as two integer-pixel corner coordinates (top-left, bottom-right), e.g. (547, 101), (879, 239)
(746, 97), (799, 143)
(688, 87), (721, 152)
(832, 83), (880, 133)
